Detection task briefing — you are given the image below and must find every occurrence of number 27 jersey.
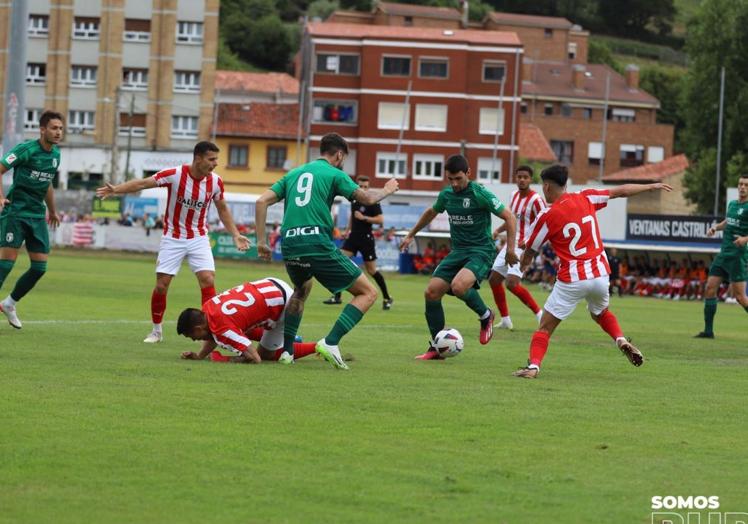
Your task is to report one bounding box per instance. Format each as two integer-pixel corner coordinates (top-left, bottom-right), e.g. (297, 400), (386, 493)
(525, 189), (611, 283)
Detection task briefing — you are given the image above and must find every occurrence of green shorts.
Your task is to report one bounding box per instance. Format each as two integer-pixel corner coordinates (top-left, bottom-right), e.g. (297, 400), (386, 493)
(432, 249), (494, 288)
(709, 252), (747, 282)
(284, 250), (362, 294)
(0, 215), (50, 254)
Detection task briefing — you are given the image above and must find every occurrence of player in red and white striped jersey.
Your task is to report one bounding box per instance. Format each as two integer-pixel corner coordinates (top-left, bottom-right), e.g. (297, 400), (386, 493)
(512, 165), (671, 378)
(176, 278), (318, 364)
(488, 165), (546, 330)
(96, 142), (250, 344)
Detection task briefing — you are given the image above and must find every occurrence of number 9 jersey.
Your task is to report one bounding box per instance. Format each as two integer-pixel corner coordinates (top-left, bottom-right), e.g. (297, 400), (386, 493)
(525, 189), (611, 283)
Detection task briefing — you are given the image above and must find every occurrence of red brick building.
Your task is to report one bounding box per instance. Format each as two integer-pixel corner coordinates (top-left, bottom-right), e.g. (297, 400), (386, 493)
(299, 22), (523, 192)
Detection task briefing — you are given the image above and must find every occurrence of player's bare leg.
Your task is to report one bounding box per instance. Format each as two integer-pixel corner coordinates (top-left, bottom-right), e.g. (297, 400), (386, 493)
(145, 273), (172, 343)
(513, 311), (561, 378)
(282, 279), (312, 364)
(364, 259), (392, 310)
(452, 268), (494, 345)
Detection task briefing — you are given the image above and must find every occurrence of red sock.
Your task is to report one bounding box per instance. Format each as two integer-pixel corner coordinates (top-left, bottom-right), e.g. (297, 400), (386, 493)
(201, 286), (216, 304)
(491, 281), (509, 317)
(529, 331), (550, 366)
(510, 283), (540, 314)
(151, 290), (167, 324)
(596, 309), (624, 340)
(246, 327), (264, 341)
(272, 342), (317, 360)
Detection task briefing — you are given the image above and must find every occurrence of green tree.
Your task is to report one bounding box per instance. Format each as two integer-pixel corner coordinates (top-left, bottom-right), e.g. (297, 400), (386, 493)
(587, 39), (621, 72)
(597, 0), (676, 38)
(308, 0), (340, 19)
(639, 64), (686, 149)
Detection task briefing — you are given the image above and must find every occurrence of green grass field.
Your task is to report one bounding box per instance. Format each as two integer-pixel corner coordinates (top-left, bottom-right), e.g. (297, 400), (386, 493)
(1, 250), (745, 523)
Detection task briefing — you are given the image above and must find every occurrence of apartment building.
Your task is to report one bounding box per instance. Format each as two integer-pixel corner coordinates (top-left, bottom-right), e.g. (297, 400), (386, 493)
(0, 0), (218, 189)
(299, 22), (523, 195)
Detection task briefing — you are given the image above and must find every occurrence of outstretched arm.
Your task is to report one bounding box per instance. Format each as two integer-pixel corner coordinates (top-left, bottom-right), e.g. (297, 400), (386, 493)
(400, 208), (438, 252)
(181, 338), (218, 360)
(96, 176), (158, 199)
(255, 190), (280, 260)
(351, 178), (399, 206)
(608, 182), (672, 199)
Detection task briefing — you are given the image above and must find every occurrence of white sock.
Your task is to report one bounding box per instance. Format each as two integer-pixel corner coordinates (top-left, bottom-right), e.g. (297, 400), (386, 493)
(152, 323), (162, 333)
(3, 295), (16, 307)
(502, 316), (512, 322)
(480, 309), (492, 320)
(615, 336), (626, 346)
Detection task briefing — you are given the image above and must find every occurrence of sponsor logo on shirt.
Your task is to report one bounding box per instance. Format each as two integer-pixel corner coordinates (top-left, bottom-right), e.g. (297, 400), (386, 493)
(285, 226), (320, 237)
(449, 215), (474, 226)
(29, 170), (55, 182)
(176, 195), (208, 209)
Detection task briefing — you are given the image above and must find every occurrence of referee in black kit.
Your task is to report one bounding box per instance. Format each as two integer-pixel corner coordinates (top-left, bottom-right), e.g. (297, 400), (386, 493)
(324, 175), (394, 310)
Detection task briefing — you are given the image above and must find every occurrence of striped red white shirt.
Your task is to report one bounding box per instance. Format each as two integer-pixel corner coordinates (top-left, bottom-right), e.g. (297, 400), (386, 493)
(509, 189), (546, 244)
(204, 279), (288, 354)
(525, 189), (611, 283)
(153, 164), (224, 239)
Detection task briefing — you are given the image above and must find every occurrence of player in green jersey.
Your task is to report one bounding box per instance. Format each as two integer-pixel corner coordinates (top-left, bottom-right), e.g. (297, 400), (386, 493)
(695, 174), (748, 338)
(0, 110), (64, 329)
(254, 133), (399, 369)
(400, 154), (517, 359)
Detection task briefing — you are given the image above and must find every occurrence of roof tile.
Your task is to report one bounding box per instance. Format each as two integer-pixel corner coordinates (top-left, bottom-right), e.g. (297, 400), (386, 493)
(487, 11), (573, 29)
(215, 71), (299, 96)
(376, 1), (462, 20)
(602, 154), (689, 182)
(519, 123), (557, 162)
(215, 103), (300, 140)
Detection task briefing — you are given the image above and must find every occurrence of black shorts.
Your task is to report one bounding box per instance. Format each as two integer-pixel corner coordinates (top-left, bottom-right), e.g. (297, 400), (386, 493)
(341, 233), (377, 261)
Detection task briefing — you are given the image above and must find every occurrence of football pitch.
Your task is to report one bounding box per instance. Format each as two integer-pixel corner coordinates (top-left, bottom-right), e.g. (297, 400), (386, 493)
(1, 250), (746, 523)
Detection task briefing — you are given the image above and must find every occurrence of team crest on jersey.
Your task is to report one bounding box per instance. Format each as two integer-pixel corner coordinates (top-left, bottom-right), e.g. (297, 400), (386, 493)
(462, 198), (471, 208)
(5, 233), (13, 243)
(739, 208), (744, 215)
(52, 158), (58, 168)
(5, 153), (16, 164)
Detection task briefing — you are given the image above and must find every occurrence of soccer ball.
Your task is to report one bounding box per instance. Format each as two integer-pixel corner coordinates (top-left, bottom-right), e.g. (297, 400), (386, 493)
(433, 328), (464, 358)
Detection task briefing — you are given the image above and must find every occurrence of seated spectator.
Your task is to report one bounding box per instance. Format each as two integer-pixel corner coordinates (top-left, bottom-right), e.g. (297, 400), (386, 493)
(436, 243), (450, 265)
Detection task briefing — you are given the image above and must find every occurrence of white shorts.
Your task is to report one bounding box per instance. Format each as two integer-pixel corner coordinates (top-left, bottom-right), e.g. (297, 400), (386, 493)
(544, 276), (610, 320)
(492, 246), (524, 278)
(156, 235), (215, 275)
(258, 278), (294, 351)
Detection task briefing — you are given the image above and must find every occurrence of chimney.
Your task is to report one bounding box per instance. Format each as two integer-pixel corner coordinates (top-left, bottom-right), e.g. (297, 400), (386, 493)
(460, 0), (469, 28)
(572, 64), (585, 90)
(625, 64), (639, 90)
(522, 58), (533, 82)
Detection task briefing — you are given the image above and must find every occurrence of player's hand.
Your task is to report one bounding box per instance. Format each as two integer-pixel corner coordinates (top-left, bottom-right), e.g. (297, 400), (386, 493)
(384, 178), (399, 195)
(707, 227), (717, 237)
(505, 250), (519, 266)
(354, 210), (365, 221)
(734, 236), (748, 248)
(181, 351), (198, 360)
(256, 242), (272, 261)
(95, 183), (116, 199)
(400, 235), (414, 252)
(650, 183), (673, 192)
(47, 213), (61, 229)
(233, 234), (250, 252)
(0, 196), (9, 212)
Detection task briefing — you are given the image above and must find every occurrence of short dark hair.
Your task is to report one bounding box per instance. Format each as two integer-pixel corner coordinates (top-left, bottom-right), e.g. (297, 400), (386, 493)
(355, 175), (369, 183)
(320, 133), (349, 156)
(739, 174), (748, 180)
(515, 165), (533, 176)
(540, 164), (569, 187)
(193, 141), (219, 157)
(176, 308), (206, 336)
(40, 110), (64, 128)
(445, 154), (469, 174)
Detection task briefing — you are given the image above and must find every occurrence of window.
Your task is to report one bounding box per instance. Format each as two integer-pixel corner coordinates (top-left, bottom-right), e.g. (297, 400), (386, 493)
(561, 104), (572, 117)
(73, 17), (100, 39)
(520, 102), (528, 114)
(544, 28), (553, 38)
(228, 145), (248, 167)
(404, 16), (413, 26)
(544, 103), (554, 116)
(176, 21), (203, 43)
(70, 65), (97, 87)
(171, 115), (198, 138)
(122, 68), (148, 90)
(315, 54), (359, 75)
(118, 113), (146, 137)
(382, 56), (411, 76)
(412, 154), (444, 180)
(124, 19), (151, 42)
(478, 107), (504, 135)
(482, 61), (506, 83)
(26, 63), (46, 85)
(28, 15), (49, 36)
(551, 140), (574, 164)
(312, 100), (357, 124)
(414, 104), (447, 132)
(68, 172), (103, 191)
(582, 107), (592, 119)
(648, 146), (664, 163)
(378, 102), (410, 130)
(609, 108), (636, 122)
(477, 157), (502, 182)
(588, 141), (604, 166)
(25, 109), (41, 130)
(174, 71), (201, 93)
(267, 146), (287, 169)
(376, 152), (407, 179)
(419, 58), (448, 79)
(68, 110), (95, 133)
(619, 144), (645, 167)
(568, 42), (578, 60)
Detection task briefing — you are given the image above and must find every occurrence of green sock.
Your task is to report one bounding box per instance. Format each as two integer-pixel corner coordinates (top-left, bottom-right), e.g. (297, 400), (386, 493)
(459, 287), (489, 317)
(10, 260), (47, 302)
(0, 259), (14, 290)
(704, 297), (717, 335)
(325, 304), (364, 346)
(425, 299), (445, 339)
(283, 311), (302, 356)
